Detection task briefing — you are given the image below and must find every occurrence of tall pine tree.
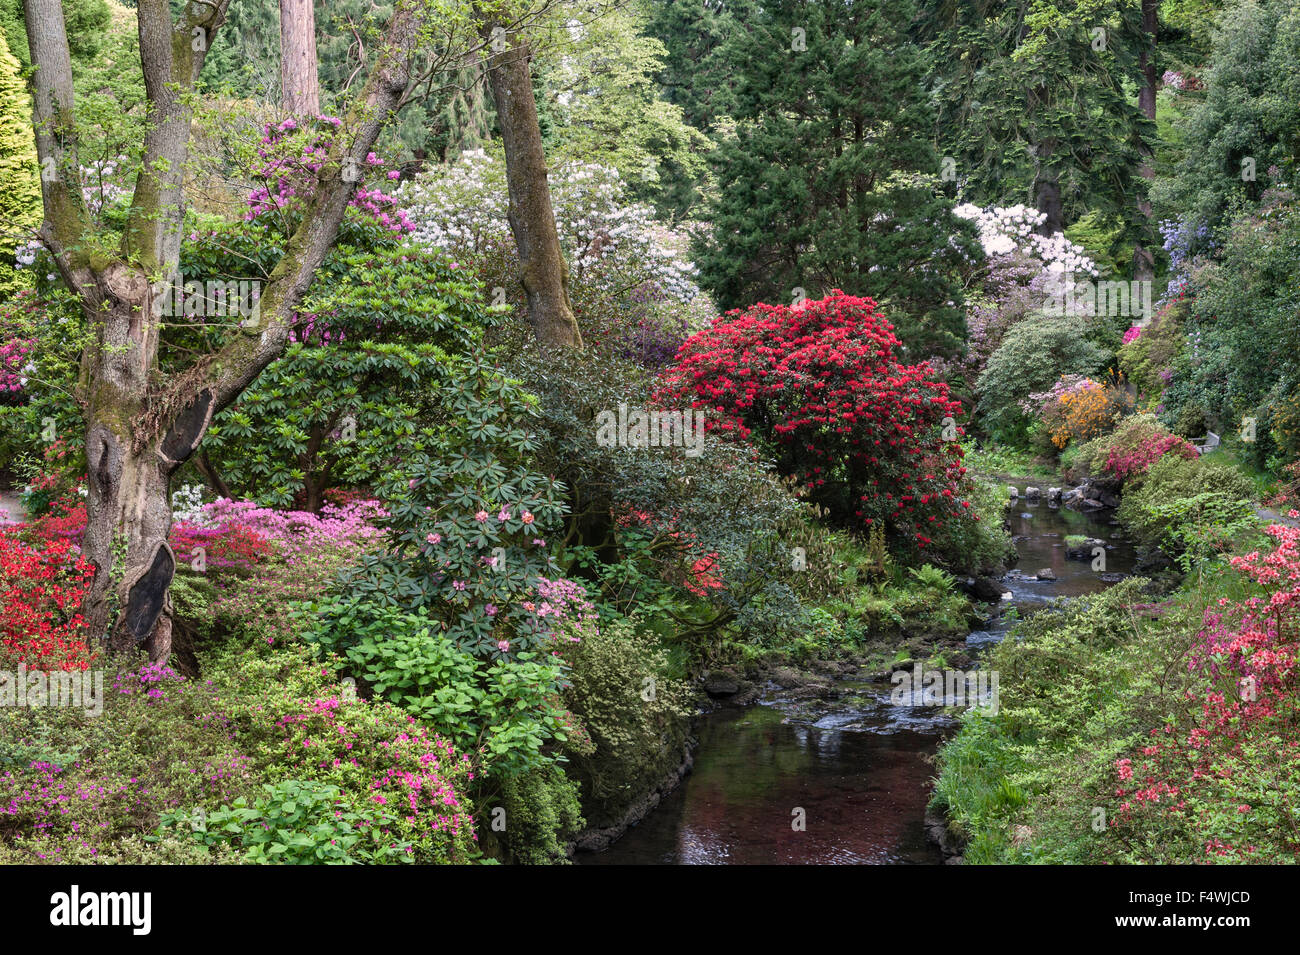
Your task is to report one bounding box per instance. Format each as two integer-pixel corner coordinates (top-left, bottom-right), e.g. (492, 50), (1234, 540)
(696, 0), (978, 358)
(917, 0), (1156, 248)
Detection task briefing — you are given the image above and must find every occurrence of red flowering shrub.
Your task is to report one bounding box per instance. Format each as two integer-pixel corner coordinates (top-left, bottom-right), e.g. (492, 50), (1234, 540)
(1105, 431), (1199, 483)
(655, 291), (970, 546)
(168, 522), (273, 573)
(24, 493), (273, 574)
(0, 531), (97, 670)
(1109, 520), (1300, 861)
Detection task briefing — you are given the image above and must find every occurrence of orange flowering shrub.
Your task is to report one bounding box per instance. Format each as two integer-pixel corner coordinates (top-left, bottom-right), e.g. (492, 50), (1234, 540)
(1034, 375), (1132, 449)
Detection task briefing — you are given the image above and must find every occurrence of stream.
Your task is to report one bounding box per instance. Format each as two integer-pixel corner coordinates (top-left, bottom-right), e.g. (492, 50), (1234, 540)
(581, 486), (1137, 865)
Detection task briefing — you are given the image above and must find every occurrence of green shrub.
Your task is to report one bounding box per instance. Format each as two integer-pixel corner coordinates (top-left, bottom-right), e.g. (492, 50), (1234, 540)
(1118, 453), (1258, 559)
(931, 578), (1165, 863)
(300, 597), (572, 778)
(560, 619), (693, 825)
(976, 313), (1109, 444)
(488, 762), (585, 865)
(157, 780), (414, 865)
(1118, 301), (1185, 407)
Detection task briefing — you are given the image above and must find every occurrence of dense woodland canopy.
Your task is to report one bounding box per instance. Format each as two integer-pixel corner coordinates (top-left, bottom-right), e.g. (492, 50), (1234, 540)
(0, 0), (1298, 871)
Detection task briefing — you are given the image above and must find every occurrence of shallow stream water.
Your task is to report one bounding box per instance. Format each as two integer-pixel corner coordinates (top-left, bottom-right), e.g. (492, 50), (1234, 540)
(582, 491), (1136, 865)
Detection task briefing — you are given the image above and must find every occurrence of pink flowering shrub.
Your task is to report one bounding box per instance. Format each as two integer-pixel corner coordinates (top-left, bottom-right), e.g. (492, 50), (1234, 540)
(1107, 520), (1300, 861)
(195, 498), (387, 561)
(246, 115), (413, 236)
(1105, 432), (1199, 482)
(0, 291), (39, 399)
(261, 696), (477, 861)
(1095, 415), (1199, 483)
(0, 647), (478, 864)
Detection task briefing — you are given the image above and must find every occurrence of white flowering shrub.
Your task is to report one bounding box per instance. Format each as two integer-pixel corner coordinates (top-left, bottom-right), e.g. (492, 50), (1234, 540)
(949, 203), (1103, 380)
(953, 203), (1098, 277)
(170, 483), (208, 525)
(398, 149), (700, 304)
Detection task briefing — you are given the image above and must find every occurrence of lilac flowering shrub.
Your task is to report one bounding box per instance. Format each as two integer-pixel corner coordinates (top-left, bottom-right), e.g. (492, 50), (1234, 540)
(246, 115), (412, 237)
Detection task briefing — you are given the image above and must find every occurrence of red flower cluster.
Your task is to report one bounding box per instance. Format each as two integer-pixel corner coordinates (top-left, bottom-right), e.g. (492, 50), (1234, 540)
(1105, 432), (1198, 482)
(655, 292), (970, 543)
(26, 495), (272, 573)
(168, 522), (272, 572)
(0, 531), (97, 670)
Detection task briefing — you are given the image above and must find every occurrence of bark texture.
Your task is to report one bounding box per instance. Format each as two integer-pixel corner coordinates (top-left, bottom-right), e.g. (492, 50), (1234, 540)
(279, 0), (321, 116)
(26, 0), (430, 660)
(481, 24), (583, 349)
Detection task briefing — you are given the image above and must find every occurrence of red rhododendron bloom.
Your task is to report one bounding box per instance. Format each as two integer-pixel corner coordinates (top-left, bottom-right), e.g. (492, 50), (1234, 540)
(655, 291), (970, 543)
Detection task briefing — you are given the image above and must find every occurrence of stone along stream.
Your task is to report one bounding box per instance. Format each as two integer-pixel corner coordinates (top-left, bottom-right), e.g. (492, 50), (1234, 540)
(581, 488), (1137, 865)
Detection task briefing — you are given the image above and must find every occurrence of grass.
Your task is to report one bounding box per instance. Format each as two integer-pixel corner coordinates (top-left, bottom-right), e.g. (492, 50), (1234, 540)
(964, 443), (1058, 482)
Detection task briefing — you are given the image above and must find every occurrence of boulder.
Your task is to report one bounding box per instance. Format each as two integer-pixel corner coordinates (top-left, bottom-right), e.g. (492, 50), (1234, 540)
(1035, 567), (1057, 581)
(1024, 486), (1041, 500)
(1066, 537), (1105, 559)
(1007, 485), (1019, 499)
(962, 575), (1008, 602)
(702, 669), (742, 697)
(1047, 487), (1062, 503)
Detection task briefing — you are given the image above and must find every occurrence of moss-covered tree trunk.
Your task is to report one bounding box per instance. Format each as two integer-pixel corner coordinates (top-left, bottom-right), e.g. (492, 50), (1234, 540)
(481, 24), (583, 349)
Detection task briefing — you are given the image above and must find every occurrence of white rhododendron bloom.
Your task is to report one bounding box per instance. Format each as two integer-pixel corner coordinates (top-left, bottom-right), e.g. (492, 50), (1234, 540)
(398, 150), (700, 304)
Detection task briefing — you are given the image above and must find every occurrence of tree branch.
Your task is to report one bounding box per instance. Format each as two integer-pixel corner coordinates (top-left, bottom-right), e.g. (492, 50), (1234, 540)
(24, 0), (93, 291)
(201, 0), (431, 415)
(124, 0), (232, 268)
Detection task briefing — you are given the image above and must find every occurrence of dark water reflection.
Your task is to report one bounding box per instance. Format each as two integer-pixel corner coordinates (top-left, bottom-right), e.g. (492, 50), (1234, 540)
(581, 494), (1132, 865)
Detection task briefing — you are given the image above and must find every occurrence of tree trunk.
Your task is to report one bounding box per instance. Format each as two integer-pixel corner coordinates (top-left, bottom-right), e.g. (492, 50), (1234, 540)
(79, 279), (216, 659)
(1028, 84), (1064, 236)
(1033, 174), (1064, 236)
(482, 28), (583, 349)
(280, 0), (320, 116)
(1133, 0), (1159, 282)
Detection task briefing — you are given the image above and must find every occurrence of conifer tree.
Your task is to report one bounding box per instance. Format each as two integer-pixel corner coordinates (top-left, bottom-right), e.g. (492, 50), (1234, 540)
(696, 0), (978, 358)
(0, 29), (39, 297)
